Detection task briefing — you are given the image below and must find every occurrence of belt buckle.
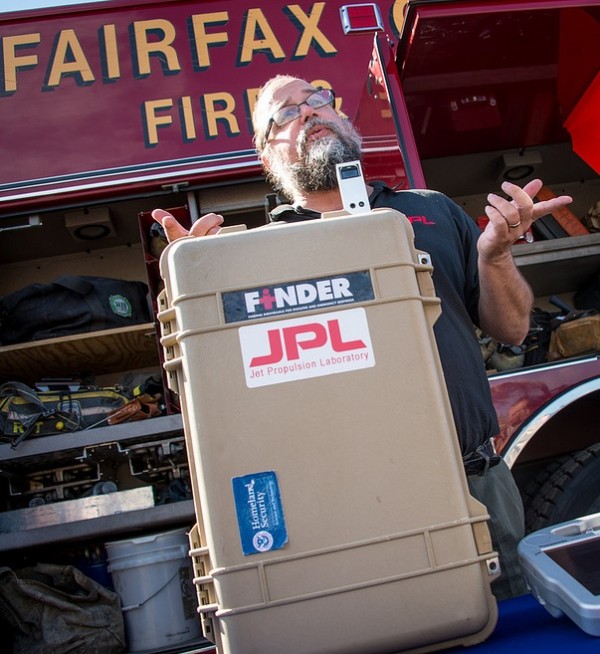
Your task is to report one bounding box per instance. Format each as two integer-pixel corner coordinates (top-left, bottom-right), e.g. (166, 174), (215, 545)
(464, 440), (499, 476)
(475, 442), (492, 476)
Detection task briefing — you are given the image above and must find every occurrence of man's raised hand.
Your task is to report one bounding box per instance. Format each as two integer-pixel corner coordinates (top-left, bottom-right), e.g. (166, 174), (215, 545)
(151, 208), (224, 243)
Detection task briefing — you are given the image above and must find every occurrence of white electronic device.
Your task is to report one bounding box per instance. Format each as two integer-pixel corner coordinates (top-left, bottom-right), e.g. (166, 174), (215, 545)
(518, 512), (600, 636)
(335, 160), (370, 214)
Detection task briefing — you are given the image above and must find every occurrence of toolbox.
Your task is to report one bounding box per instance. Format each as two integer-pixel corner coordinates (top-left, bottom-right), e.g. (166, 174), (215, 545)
(157, 208), (499, 654)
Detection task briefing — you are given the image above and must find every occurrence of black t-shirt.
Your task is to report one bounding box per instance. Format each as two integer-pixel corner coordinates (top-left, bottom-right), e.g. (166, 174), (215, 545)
(269, 182), (500, 455)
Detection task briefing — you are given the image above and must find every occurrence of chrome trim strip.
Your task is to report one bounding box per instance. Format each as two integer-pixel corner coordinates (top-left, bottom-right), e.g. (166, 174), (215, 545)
(503, 377), (600, 468)
(0, 158), (260, 203)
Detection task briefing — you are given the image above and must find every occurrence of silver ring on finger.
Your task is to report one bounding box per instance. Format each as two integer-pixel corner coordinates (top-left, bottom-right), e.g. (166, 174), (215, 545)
(508, 220), (522, 228)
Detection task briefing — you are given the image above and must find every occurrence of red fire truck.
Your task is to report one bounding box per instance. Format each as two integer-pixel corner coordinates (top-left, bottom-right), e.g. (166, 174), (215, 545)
(0, 0), (599, 647)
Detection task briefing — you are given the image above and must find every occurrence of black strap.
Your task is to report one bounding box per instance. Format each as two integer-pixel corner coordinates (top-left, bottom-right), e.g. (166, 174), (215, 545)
(0, 382), (49, 447)
(463, 440), (502, 476)
(0, 382), (78, 449)
(53, 275), (95, 296)
(0, 381), (47, 415)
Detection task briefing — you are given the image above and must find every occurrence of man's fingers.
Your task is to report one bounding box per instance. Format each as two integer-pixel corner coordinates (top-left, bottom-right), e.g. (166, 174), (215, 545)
(486, 192), (521, 226)
(503, 178), (542, 200)
(189, 213), (224, 237)
(151, 208), (171, 223)
(151, 209), (224, 242)
(531, 195), (573, 221)
(151, 208), (190, 242)
(499, 179), (573, 221)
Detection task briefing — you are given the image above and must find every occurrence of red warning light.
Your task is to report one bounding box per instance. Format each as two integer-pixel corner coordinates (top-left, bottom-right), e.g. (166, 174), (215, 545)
(340, 4), (384, 34)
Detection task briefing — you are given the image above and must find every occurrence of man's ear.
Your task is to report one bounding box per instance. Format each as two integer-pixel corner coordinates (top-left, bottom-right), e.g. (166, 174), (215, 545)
(260, 151), (272, 173)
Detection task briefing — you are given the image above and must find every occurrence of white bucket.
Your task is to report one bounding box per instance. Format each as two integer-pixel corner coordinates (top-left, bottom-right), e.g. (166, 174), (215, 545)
(106, 527), (201, 653)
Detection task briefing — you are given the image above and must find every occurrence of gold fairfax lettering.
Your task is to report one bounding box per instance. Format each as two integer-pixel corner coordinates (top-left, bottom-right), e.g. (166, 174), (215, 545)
(239, 8), (285, 65)
(101, 24), (120, 80)
(287, 3), (336, 58)
(189, 11), (229, 69)
(46, 29), (95, 87)
(2, 32), (40, 93)
(133, 19), (181, 76)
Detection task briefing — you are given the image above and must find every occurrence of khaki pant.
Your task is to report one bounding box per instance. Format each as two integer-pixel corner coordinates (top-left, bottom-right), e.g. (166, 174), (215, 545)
(468, 458), (528, 601)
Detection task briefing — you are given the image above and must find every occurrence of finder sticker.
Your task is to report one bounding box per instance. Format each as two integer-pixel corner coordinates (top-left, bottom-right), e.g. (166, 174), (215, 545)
(239, 307), (375, 387)
(232, 471), (288, 556)
(222, 271), (374, 323)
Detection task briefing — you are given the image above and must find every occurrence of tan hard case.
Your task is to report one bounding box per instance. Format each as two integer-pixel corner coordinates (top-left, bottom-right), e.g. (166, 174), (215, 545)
(157, 208), (498, 654)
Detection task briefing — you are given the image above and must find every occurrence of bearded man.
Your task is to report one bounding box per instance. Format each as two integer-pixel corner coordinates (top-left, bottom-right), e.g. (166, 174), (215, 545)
(154, 75), (572, 600)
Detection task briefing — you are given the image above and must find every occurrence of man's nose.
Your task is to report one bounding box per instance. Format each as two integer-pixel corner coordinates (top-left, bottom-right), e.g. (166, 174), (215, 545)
(299, 101), (316, 122)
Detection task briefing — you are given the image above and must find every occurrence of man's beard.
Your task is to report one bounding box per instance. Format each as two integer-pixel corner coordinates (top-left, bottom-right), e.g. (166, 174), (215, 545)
(267, 117), (362, 200)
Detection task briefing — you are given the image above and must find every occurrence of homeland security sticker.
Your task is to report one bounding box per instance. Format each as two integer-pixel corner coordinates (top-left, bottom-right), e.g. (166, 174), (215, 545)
(232, 471), (288, 556)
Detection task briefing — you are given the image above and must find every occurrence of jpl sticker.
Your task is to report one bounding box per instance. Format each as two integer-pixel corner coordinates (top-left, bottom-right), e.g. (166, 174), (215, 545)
(232, 471), (288, 556)
(239, 307), (375, 388)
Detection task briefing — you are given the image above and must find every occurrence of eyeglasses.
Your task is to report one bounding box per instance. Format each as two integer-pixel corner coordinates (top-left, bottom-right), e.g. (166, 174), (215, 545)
(263, 87), (335, 144)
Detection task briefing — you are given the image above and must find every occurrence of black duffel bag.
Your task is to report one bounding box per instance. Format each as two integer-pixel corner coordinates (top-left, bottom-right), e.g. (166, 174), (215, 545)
(0, 275), (151, 345)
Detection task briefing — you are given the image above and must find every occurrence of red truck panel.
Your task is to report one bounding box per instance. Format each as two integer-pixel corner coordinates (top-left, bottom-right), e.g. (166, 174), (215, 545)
(0, 0), (408, 211)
